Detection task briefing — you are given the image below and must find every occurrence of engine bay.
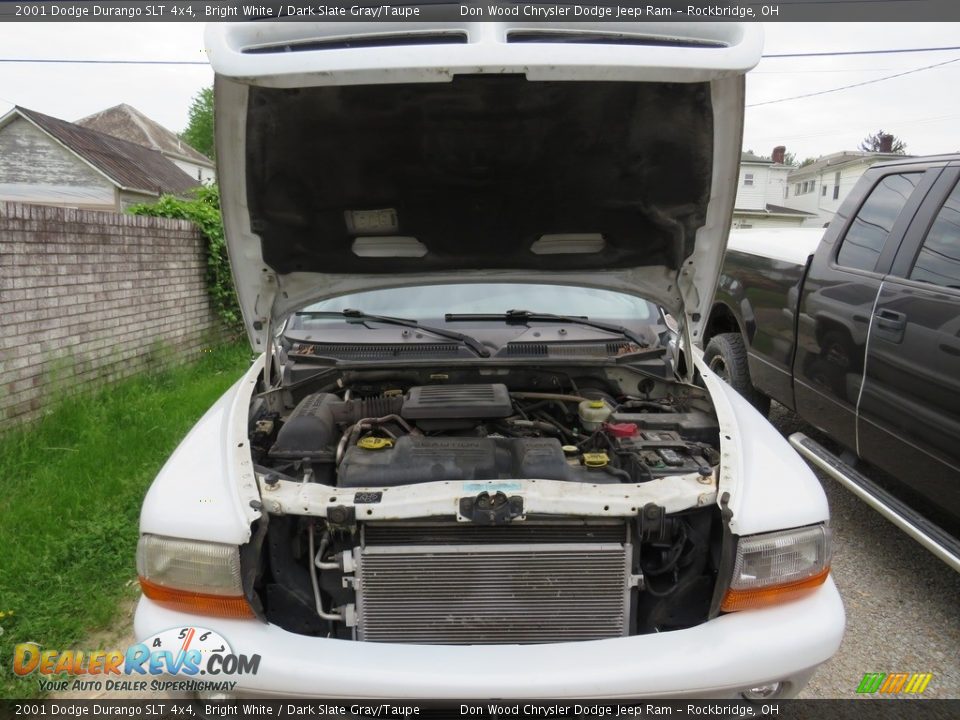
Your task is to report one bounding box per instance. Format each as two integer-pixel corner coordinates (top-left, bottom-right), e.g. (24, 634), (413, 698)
(251, 375), (721, 489)
(245, 366), (728, 643)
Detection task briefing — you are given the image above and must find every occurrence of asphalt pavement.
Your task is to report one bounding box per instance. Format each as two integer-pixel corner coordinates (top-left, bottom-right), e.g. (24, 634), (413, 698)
(766, 404), (960, 699)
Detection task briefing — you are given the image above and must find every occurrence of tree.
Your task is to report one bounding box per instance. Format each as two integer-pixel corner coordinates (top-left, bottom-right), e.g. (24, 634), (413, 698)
(180, 87), (215, 160)
(799, 157), (817, 168)
(859, 129), (907, 155)
(782, 151), (797, 167)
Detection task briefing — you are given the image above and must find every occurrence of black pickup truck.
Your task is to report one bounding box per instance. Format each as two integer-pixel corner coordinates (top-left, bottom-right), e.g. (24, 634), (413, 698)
(706, 154), (960, 571)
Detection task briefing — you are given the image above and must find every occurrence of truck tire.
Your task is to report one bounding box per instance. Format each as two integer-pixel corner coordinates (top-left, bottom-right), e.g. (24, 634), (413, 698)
(703, 333), (771, 416)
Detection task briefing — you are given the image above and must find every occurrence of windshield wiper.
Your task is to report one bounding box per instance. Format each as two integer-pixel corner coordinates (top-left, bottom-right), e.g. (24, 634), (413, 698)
(295, 309), (490, 358)
(444, 309), (652, 351)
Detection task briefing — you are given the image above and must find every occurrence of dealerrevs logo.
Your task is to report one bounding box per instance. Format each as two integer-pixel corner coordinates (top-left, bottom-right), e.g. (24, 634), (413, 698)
(13, 626), (260, 694)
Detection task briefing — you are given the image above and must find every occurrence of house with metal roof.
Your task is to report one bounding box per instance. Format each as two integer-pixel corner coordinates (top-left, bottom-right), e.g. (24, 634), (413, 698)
(0, 106), (201, 212)
(76, 103), (215, 185)
(732, 146), (816, 229)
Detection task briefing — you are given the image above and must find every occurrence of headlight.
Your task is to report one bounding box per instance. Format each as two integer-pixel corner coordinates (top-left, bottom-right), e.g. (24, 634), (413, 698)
(721, 524), (831, 612)
(137, 534), (254, 618)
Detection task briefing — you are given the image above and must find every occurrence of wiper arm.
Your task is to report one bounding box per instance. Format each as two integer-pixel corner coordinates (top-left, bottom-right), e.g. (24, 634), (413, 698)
(296, 309), (490, 358)
(444, 309), (650, 350)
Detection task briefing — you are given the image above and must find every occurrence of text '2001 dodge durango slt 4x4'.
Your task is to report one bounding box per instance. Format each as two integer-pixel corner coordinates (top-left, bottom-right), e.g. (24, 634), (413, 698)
(134, 22), (844, 699)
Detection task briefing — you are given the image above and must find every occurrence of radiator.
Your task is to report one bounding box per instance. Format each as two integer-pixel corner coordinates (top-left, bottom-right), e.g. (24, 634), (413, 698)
(354, 539), (632, 644)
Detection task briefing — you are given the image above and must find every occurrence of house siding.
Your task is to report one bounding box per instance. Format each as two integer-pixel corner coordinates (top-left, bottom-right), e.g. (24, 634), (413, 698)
(784, 157), (893, 227)
(736, 164), (771, 210)
(118, 189), (160, 212)
(732, 161), (799, 228)
(0, 117), (116, 210)
(170, 158), (216, 185)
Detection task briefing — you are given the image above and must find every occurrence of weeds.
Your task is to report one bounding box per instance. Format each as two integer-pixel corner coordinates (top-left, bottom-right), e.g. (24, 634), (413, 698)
(0, 343), (252, 698)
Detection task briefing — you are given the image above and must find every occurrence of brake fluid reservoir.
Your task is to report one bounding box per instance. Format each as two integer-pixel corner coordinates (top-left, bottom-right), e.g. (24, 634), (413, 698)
(578, 399), (612, 431)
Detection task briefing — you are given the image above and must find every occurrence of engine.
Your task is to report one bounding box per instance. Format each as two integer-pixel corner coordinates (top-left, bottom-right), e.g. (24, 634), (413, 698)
(256, 383), (720, 487)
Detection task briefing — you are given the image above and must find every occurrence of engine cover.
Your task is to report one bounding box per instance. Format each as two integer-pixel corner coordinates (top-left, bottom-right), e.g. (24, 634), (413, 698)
(400, 384), (513, 430)
(338, 436), (608, 487)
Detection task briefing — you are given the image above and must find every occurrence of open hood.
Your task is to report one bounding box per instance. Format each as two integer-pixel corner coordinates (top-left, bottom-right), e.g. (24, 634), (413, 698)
(205, 22), (762, 354)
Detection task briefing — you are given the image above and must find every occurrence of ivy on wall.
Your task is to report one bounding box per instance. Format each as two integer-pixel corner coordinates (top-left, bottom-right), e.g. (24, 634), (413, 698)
(128, 185), (242, 332)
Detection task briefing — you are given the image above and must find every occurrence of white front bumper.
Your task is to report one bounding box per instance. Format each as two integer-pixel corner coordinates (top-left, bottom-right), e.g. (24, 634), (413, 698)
(133, 576), (844, 699)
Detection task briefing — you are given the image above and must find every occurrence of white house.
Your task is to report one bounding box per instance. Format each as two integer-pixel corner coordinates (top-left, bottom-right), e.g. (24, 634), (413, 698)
(782, 149), (904, 227)
(732, 146), (815, 228)
(0, 106), (201, 212)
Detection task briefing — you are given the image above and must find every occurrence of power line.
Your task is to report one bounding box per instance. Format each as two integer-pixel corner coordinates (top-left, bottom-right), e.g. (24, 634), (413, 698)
(748, 113), (960, 142)
(747, 56), (960, 108)
(762, 45), (960, 58)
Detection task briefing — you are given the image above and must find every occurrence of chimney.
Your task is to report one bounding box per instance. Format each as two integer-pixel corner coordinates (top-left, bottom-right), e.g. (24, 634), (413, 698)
(879, 134), (894, 153)
(772, 145), (786, 164)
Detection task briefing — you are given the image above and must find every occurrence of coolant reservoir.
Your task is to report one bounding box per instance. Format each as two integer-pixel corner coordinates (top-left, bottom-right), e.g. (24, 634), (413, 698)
(578, 399), (612, 431)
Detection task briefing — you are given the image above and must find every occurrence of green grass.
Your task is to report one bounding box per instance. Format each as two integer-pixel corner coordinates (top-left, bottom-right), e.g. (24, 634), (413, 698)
(0, 343), (252, 698)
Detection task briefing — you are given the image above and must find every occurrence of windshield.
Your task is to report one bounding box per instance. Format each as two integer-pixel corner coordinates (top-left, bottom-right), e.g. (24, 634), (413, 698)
(297, 284), (656, 321)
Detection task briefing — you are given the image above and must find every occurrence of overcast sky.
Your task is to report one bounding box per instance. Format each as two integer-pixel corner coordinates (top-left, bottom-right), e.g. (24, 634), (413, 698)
(1, 22), (958, 160)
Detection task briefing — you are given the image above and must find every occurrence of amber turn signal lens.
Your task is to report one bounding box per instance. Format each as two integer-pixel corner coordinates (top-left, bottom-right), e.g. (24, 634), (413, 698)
(139, 577), (255, 619)
(720, 567), (830, 612)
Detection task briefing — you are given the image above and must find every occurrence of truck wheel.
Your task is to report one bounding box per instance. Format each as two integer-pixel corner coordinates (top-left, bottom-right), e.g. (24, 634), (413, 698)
(703, 333), (771, 416)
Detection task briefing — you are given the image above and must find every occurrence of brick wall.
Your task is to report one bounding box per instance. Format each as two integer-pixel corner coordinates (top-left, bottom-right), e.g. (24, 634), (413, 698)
(0, 202), (223, 429)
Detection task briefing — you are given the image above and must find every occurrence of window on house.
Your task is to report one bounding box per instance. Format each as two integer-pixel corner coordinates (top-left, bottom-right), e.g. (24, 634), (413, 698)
(744, 173), (754, 186)
(796, 183), (801, 195)
(822, 185), (828, 196)
(836, 172), (923, 272)
(908, 180), (960, 289)
(833, 172), (841, 200)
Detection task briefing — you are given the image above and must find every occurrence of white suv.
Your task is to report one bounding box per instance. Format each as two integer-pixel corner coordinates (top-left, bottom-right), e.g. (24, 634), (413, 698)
(134, 21), (843, 699)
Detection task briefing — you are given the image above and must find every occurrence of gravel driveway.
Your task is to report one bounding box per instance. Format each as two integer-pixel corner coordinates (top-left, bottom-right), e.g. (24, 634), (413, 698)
(768, 404), (960, 699)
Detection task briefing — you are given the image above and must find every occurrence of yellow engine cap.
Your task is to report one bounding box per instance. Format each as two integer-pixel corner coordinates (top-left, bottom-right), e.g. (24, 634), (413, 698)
(357, 436), (394, 450)
(588, 400), (605, 409)
(582, 452), (609, 467)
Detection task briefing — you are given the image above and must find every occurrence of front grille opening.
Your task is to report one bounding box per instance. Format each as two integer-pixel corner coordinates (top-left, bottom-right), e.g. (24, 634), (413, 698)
(259, 512), (721, 643)
(507, 32), (728, 49)
(244, 33), (468, 54)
